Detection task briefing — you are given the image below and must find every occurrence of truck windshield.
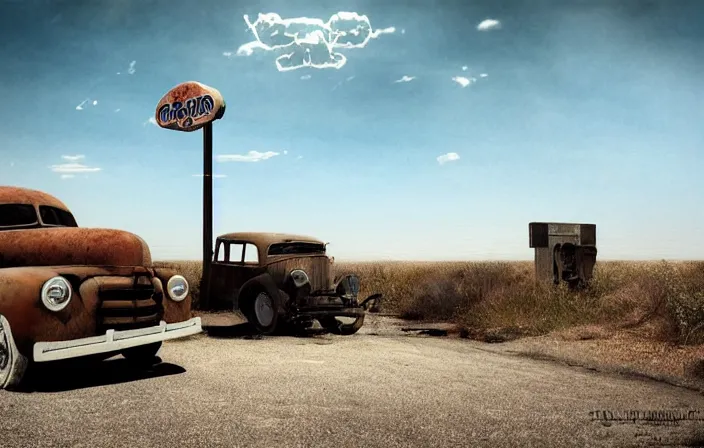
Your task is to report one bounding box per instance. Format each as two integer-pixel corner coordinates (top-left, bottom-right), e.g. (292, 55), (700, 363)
(0, 204), (38, 228)
(39, 206), (78, 227)
(268, 242), (326, 256)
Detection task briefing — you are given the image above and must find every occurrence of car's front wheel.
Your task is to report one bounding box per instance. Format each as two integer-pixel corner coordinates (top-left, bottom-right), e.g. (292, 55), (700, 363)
(121, 342), (162, 366)
(245, 291), (279, 335)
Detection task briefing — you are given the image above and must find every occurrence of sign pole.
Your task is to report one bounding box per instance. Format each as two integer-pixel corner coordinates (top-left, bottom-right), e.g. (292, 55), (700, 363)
(201, 122), (213, 309)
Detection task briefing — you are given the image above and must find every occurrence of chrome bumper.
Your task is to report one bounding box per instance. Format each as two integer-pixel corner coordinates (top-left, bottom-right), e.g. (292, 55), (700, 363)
(33, 317), (202, 362)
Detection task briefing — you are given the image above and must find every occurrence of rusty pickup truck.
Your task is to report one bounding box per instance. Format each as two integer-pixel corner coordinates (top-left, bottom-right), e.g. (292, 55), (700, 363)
(0, 186), (202, 390)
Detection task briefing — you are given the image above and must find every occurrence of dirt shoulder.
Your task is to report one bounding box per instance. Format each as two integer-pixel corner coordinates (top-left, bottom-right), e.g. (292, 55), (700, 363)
(361, 314), (704, 393)
(486, 325), (704, 393)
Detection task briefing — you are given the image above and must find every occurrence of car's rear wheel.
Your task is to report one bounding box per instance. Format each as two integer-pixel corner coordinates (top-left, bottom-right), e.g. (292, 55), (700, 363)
(121, 342), (162, 366)
(245, 291), (279, 335)
(319, 315), (365, 336)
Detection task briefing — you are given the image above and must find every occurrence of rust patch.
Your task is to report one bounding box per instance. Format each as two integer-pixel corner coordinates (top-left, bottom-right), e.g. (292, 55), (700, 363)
(0, 227), (151, 268)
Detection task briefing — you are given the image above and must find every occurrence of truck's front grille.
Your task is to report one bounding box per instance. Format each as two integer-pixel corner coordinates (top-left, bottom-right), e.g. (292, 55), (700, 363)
(96, 275), (163, 332)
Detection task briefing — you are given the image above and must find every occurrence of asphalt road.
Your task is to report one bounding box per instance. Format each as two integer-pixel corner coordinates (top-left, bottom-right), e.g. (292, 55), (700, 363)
(1, 316), (703, 448)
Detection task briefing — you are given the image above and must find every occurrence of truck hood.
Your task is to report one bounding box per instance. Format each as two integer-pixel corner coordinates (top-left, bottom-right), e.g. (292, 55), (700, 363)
(0, 227), (152, 268)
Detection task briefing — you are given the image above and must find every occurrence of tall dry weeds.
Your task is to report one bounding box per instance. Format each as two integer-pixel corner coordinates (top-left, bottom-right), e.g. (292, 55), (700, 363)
(156, 259), (704, 345)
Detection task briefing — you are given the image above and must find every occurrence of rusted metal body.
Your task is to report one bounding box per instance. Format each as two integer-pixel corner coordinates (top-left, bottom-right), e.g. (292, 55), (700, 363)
(0, 186), (201, 390)
(209, 232), (382, 335)
(529, 222), (598, 289)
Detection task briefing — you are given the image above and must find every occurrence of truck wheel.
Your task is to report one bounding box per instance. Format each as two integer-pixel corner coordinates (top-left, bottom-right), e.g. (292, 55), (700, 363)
(0, 315), (28, 390)
(319, 315), (365, 336)
(245, 291), (279, 335)
(121, 342), (162, 366)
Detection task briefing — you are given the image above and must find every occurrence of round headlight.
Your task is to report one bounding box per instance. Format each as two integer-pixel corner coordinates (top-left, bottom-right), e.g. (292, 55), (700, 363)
(41, 276), (72, 312)
(290, 270), (310, 288)
(167, 275), (189, 302)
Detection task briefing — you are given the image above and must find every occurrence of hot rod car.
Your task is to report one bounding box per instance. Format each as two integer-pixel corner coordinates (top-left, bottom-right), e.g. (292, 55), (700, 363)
(0, 186), (202, 390)
(208, 232), (381, 336)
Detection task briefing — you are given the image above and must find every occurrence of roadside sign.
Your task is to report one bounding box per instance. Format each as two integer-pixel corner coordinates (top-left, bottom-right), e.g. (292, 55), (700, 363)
(156, 81), (226, 308)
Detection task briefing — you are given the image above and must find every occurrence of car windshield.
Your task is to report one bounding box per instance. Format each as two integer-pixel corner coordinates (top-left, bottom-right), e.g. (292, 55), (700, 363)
(39, 205), (78, 227)
(268, 242), (326, 256)
(0, 204), (38, 228)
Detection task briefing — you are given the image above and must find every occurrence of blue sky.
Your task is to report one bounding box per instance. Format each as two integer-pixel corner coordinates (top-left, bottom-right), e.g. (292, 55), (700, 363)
(1, 0), (702, 261)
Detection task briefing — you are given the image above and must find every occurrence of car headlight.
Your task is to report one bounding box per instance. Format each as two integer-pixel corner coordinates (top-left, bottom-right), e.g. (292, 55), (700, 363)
(166, 275), (189, 302)
(41, 276), (72, 312)
(290, 270), (310, 288)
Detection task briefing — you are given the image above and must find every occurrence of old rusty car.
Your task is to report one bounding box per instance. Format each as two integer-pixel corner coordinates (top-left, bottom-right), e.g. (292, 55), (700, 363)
(0, 186), (202, 390)
(208, 232), (381, 336)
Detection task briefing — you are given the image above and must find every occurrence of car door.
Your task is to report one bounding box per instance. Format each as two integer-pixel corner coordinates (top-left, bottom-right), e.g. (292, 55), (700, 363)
(210, 240), (263, 309)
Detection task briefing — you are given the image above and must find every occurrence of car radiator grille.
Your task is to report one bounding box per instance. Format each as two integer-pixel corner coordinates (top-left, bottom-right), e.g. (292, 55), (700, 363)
(96, 275), (164, 332)
(270, 256), (333, 292)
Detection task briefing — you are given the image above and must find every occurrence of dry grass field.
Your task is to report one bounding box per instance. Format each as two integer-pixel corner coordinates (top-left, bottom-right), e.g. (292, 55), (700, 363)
(154, 259), (704, 347)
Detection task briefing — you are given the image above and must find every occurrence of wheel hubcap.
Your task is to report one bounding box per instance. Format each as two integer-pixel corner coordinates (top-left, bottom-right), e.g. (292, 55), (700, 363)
(254, 293), (274, 327)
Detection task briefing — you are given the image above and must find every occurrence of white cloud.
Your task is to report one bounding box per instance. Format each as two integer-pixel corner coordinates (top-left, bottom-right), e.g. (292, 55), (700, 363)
(477, 19), (501, 31)
(300, 74), (311, 80)
(283, 150), (289, 155)
(401, 28), (405, 34)
(52, 155), (100, 176)
(92, 100), (98, 106)
(393, 75), (416, 83)
(216, 150), (280, 163)
(223, 51), (233, 58)
(234, 12), (395, 71)
(452, 76), (476, 87)
(62, 154), (85, 161)
(296, 155), (303, 160)
(115, 108), (121, 112)
(51, 163), (101, 174)
(127, 60), (136, 75)
(191, 174), (227, 178)
(437, 152), (460, 165)
(461, 65), (468, 71)
(480, 73), (488, 78)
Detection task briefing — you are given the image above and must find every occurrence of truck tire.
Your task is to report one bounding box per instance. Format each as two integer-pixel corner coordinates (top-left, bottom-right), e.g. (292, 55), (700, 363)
(0, 315), (28, 390)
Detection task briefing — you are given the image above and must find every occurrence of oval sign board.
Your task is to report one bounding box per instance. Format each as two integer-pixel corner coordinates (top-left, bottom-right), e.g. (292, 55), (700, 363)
(155, 81), (226, 132)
